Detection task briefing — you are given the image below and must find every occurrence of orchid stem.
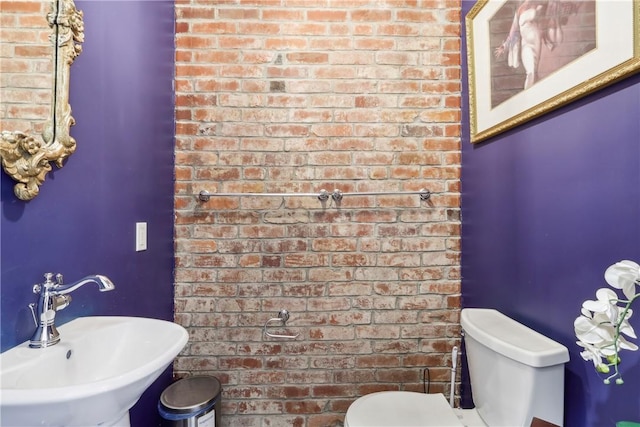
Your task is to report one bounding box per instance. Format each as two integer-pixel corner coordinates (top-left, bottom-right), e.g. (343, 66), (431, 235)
(605, 292), (639, 384)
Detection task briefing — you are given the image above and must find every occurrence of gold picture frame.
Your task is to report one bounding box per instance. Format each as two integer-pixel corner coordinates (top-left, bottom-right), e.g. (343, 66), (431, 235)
(466, 0), (640, 143)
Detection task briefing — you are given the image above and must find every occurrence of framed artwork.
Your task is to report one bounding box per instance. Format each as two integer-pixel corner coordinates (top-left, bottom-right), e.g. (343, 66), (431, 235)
(466, 0), (640, 143)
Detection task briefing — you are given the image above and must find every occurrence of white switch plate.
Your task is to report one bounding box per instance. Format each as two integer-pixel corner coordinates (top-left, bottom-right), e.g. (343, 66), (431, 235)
(136, 222), (147, 252)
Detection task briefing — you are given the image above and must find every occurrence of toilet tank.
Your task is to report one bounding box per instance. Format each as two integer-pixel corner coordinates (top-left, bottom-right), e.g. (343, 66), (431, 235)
(461, 309), (569, 427)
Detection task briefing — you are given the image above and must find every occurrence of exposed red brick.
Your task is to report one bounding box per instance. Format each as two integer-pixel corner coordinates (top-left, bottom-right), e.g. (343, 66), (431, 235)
(172, 0), (462, 424)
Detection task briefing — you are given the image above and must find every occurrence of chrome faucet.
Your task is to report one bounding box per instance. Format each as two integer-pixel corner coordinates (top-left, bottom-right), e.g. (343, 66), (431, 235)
(28, 272), (115, 348)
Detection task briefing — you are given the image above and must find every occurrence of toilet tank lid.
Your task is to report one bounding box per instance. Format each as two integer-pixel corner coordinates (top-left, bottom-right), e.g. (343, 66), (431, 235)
(461, 308), (569, 367)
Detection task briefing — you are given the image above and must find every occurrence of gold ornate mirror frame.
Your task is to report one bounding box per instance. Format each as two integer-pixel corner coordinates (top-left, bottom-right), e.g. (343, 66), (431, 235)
(0, 0), (83, 201)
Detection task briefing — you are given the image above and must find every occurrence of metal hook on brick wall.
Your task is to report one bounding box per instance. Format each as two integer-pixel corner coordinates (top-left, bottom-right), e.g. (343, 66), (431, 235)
(263, 309), (299, 340)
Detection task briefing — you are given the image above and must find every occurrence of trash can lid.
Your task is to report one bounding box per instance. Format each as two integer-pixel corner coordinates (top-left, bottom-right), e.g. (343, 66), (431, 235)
(160, 376), (222, 413)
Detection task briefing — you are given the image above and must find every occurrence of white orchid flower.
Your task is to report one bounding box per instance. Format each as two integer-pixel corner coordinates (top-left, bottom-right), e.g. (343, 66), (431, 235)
(582, 288), (620, 324)
(604, 260), (640, 301)
(576, 339), (607, 370)
(616, 334), (639, 352)
(575, 309), (615, 343)
(576, 260), (640, 385)
(618, 308), (636, 339)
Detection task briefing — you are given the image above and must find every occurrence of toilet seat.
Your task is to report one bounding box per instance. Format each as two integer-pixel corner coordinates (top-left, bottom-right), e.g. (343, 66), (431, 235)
(344, 391), (468, 427)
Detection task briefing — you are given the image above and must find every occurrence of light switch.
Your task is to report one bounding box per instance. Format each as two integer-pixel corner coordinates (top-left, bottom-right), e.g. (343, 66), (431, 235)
(136, 222), (147, 251)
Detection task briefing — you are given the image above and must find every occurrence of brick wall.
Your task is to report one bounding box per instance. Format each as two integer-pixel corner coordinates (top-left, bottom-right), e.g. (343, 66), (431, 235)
(174, 1), (462, 426)
(0, 1), (52, 134)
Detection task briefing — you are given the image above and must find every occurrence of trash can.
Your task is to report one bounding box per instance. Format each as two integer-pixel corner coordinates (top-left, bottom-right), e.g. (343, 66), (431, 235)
(159, 376), (222, 427)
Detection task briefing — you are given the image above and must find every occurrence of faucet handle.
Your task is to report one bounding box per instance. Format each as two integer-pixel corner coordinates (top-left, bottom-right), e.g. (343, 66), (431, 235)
(28, 303), (38, 326)
(32, 284), (41, 294)
(41, 272), (62, 289)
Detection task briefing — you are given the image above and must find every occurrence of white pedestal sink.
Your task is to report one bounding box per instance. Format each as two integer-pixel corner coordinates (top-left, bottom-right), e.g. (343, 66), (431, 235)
(0, 316), (188, 426)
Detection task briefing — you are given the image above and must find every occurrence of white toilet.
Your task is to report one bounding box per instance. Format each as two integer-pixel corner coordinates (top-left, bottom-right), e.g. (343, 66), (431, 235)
(344, 308), (570, 427)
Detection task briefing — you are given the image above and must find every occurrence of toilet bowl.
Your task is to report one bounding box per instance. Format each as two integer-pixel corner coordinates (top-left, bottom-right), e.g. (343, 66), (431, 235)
(344, 309), (570, 427)
(344, 391), (477, 427)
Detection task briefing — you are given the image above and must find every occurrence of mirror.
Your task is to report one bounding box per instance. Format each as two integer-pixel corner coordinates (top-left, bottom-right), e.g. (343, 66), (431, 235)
(0, 0), (83, 201)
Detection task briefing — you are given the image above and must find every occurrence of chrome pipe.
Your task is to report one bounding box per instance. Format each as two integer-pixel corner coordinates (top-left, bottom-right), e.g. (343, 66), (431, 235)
(198, 188), (431, 202)
(198, 190), (325, 202)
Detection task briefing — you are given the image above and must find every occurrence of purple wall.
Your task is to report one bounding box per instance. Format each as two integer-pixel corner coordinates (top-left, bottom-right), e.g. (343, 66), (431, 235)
(461, 1), (640, 426)
(0, 1), (175, 425)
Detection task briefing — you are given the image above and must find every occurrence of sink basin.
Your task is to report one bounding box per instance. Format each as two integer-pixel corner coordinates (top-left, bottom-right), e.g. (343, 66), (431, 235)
(0, 316), (188, 426)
